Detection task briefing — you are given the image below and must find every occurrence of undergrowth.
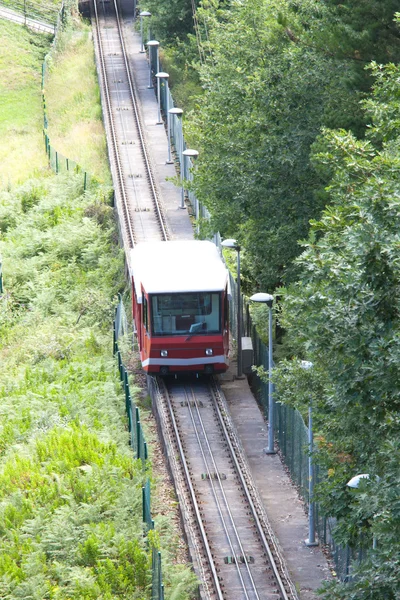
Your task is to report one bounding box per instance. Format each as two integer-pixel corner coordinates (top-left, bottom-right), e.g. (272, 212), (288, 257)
(0, 176), (154, 599)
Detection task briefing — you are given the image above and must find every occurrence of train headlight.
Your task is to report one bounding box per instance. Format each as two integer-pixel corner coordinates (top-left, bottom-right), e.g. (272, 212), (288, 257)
(205, 348), (213, 356)
(160, 350), (168, 357)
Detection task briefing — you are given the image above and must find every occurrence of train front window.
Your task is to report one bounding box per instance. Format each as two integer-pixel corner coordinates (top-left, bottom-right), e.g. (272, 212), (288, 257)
(151, 292), (221, 336)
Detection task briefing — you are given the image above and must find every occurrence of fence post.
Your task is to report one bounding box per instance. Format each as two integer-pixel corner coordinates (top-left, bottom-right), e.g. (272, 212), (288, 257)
(113, 322), (117, 355)
(136, 408), (141, 459)
(124, 370), (130, 413)
(0, 259), (3, 294)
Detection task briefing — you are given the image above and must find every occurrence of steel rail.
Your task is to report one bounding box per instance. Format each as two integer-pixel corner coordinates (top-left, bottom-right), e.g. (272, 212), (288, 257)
(92, 0), (135, 248)
(210, 379), (293, 600)
(158, 379), (225, 600)
(111, 0), (168, 242)
(186, 385), (261, 600)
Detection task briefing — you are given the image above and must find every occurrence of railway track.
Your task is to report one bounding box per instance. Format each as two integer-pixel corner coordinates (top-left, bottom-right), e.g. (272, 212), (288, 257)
(91, 3), (299, 597)
(92, 0), (168, 246)
(153, 376), (298, 600)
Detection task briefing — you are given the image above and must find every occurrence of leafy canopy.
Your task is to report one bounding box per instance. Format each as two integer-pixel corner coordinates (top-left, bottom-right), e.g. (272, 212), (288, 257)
(277, 60), (400, 598)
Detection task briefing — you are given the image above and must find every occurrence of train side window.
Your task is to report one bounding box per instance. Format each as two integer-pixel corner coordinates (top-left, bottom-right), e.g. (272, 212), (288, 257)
(143, 296), (149, 332)
(224, 289), (229, 327)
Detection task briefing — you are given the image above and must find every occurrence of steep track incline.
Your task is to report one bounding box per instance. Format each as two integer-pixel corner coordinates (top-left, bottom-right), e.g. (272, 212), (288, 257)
(92, 0), (168, 247)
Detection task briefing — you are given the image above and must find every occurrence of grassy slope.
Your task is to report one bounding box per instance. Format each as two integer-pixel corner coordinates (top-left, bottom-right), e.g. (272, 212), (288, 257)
(0, 15), (150, 596)
(0, 20), (51, 187)
(45, 22), (111, 182)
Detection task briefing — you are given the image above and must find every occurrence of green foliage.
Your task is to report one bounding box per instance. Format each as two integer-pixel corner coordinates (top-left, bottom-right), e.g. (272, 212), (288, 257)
(139, 0), (196, 46)
(321, 443), (400, 599)
(277, 60), (400, 597)
(320, 0), (400, 64)
(188, 0), (368, 291)
(0, 174), (153, 599)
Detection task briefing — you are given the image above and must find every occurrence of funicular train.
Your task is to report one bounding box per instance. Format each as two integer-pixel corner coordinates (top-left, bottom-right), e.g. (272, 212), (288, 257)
(130, 240), (230, 375)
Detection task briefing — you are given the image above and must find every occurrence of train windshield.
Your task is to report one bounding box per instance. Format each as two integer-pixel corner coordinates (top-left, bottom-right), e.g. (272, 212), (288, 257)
(151, 292), (221, 336)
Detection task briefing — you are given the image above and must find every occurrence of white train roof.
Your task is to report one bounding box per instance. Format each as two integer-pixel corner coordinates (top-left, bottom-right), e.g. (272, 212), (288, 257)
(130, 241), (228, 302)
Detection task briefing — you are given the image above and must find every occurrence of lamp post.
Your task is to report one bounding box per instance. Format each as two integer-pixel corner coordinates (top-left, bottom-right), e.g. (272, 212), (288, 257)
(181, 149), (198, 210)
(250, 292), (275, 454)
(221, 239), (243, 379)
(155, 72), (169, 124)
(139, 11), (151, 53)
(168, 107), (183, 167)
(300, 360), (319, 547)
(165, 81), (173, 164)
(146, 40), (159, 89)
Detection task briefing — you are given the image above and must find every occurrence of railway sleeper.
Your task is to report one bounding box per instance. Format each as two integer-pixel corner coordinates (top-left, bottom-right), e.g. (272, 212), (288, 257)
(201, 472), (227, 480)
(223, 555), (255, 565)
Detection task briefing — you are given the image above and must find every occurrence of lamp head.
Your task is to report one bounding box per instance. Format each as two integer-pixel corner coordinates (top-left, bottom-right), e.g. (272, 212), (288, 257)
(168, 107), (183, 116)
(221, 238), (239, 251)
(140, 11), (152, 16)
(347, 474), (370, 489)
(182, 149), (199, 159)
(300, 361), (313, 370)
(250, 292), (274, 307)
(156, 72), (169, 79)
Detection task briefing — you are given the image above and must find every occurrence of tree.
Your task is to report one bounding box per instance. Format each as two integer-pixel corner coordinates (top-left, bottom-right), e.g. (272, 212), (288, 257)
(189, 0), (361, 291)
(277, 60), (400, 596)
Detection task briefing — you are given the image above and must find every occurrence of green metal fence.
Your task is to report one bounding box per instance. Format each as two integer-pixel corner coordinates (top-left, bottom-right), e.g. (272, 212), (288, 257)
(113, 295), (164, 596)
(143, 478), (154, 532)
(151, 549), (165, 600)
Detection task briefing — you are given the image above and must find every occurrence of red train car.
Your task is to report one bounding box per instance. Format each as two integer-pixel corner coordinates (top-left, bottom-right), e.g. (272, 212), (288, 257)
(130, 240), (229, 375)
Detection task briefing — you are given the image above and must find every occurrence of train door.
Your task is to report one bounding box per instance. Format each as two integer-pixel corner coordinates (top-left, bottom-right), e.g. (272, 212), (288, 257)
(141, 292), (151, 363)
(223, 286), (229, 356)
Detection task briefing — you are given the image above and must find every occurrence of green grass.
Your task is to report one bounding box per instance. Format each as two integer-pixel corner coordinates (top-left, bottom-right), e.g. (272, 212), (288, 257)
(0, 20), (51, 187)
(0, 0), (61, 22)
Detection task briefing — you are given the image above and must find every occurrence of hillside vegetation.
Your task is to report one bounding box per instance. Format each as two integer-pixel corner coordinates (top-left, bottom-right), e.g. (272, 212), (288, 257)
(0, 9), (197, 600)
